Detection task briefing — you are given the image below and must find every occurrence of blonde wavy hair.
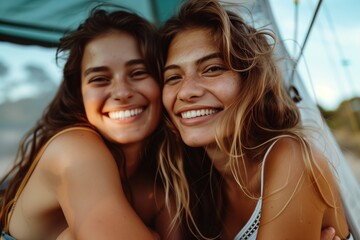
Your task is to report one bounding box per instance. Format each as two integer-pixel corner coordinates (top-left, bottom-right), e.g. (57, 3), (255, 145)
(158, 0), (336, 239)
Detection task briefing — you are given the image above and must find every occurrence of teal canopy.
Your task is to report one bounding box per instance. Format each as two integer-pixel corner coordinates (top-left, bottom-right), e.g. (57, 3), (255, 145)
(0, 0), (178, 47)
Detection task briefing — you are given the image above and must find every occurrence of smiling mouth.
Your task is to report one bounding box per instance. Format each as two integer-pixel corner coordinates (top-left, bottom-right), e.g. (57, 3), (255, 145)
(108, 108), (144, 120)
(180, 108), (220, 119)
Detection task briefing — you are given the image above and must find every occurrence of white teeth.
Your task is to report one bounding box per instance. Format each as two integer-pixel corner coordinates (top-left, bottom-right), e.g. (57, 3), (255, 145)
(109, 108), (144, 120)
(181, 109), (218, 119)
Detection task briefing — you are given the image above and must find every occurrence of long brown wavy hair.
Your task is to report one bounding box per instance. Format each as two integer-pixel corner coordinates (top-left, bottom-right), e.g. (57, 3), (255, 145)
(158, 0), (333, 239)
(0, 6), (163, 230)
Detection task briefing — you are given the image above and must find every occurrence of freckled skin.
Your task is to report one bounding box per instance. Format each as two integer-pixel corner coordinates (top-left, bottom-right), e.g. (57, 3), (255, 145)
(81, 31), (161, 146)
(163, 28), (240, 147)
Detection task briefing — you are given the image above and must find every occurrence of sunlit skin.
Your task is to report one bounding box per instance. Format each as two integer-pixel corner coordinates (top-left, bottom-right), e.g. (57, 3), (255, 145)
(77, 30), (181, 240)
(3, 8), (184, 238)
(81, 31), (161, 162)
(162, 27), (347, 240)
(163, 28), (240, 150)
(7, 31), (165, 239)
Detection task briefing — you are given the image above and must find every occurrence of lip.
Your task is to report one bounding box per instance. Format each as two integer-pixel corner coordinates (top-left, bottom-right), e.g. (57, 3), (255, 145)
(175, 107), (222, 125)
(106, 106), (146, 121)
(180, 108), (220, 119)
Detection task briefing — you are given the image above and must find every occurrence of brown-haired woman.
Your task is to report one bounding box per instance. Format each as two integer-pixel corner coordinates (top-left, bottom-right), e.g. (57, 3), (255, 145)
(0, 7), (178, 240)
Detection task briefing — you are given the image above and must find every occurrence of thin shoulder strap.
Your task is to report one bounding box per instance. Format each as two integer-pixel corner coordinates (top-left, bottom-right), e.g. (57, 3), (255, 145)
(4, 126), (99, 232)
(259, 138), (282, 197)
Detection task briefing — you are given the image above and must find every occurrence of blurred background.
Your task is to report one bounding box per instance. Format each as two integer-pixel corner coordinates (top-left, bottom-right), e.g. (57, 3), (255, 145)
(0, 0), (359, 182)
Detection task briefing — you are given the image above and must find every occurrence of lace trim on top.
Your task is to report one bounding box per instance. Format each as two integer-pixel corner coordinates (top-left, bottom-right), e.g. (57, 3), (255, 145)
(233, 199), (261, 240)
(1, 231), (16, 240)
(234, 139), (280, 240)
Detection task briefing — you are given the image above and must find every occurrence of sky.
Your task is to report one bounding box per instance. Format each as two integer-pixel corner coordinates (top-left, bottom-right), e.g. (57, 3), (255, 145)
(268, 0), (360, 110)
(0, 0), (359, 110)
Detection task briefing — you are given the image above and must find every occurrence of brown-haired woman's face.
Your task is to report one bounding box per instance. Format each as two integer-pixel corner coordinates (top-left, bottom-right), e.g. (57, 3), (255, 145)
(81, 31), (161, 145)
(162, 28), (240, 147)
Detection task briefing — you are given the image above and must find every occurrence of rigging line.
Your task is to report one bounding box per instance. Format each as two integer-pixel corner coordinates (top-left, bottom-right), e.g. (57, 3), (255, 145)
(299, 46), (319, 107)
(322, 3), (359, 96)
(303, 1), (345, 108)
(293, 0), (299, 57)
(321, 3), (359, 131)
(289, 0), (323, 86)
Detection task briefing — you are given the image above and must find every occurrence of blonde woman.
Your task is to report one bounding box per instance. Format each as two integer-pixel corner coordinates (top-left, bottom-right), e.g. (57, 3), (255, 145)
(159, 0), (352, 239)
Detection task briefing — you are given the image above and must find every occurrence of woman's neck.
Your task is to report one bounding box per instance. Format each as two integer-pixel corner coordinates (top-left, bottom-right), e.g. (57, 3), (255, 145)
(205, 144), (236, 183)
(122, 142), (143, 178)
(205, 144), (261, 197)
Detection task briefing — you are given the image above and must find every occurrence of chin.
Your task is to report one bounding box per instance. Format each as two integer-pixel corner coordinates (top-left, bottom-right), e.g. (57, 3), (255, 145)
(181, 136), (211, 148)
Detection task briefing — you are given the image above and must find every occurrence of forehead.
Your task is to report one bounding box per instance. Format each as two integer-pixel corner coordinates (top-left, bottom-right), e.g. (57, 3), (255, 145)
(82, 31), (141, 66)
(85, 31), (139, 57)
(166, 28), (219, 64)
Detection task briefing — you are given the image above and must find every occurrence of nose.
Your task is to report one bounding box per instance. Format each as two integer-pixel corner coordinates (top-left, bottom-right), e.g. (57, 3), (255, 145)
(112, 77), (134, 101)
(177, 75), (205, 102)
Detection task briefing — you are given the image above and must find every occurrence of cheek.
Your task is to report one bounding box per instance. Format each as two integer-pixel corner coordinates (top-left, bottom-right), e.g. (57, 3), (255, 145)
(142, 81), (162, 117)
(221, 77), (241, 105)
(148, 82), (161, 101)
(81, 89), (101, 118)
(162, 86), (175, 113)
(82, 91), (93, 107)
(143, 80), (161, 106)
(223, 86), (239, 105)
(149, 87), (161, 113)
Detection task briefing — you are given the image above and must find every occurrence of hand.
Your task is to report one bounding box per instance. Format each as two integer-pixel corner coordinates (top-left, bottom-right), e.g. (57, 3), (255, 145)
(321, 227), (341, 240)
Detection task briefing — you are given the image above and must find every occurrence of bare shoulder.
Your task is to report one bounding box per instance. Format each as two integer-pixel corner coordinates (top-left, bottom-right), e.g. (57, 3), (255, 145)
(265, 137), (331, 175)
(38, 127), (118, 186)
(262, 137), (336, 202)
(264, 137), (338, 191)
(44, 127), (106, 158)
(262, 137), (306, 192)
(32, 128), (157, 238)
(258, 137), (349, 239)
(42, 128), (109, 162)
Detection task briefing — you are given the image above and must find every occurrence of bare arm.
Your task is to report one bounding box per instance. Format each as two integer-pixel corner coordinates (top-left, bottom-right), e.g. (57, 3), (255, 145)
(256, 138), (350, 240)
(43, 129), (158, 240)
(56, 227), (160, 240)
(55, 213), (340, 240)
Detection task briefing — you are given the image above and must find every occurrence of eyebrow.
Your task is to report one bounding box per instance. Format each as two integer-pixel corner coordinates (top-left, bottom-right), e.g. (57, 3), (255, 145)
(163, 52), (222, 73)
(197, 52), (222, 65)
(84, 66), (108, 76)
(83, 59), (145, 76)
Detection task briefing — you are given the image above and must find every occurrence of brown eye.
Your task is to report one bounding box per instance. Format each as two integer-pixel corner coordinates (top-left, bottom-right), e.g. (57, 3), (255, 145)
(164, 74), (182, 85)
(206, 66), (224, 72)
(88, 76), (109, 84)
(130, 69), (149, 79)
(203, 65), (226, 76)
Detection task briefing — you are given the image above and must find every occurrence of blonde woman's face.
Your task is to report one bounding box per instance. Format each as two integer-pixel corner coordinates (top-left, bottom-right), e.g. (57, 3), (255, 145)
(163, 28), (240, 147)
(81, 31), (161, 146)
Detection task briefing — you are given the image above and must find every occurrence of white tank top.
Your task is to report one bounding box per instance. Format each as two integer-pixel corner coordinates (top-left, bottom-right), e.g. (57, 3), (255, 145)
(233, 140), (277, 240)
